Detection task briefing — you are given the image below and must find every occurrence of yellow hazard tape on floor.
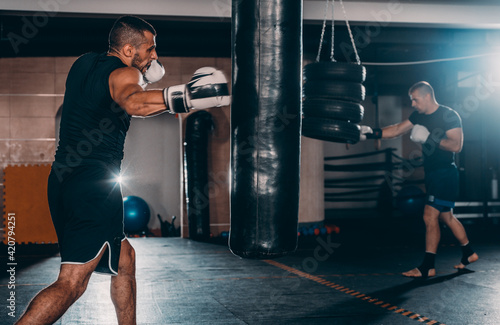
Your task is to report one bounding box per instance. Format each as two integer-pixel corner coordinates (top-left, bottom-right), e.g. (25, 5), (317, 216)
(264, 259), (446, 325)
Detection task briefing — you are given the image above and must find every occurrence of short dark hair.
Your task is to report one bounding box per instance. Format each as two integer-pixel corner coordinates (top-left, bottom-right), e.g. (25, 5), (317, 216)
(408, 81), (435, 98)
(108, 16), (156, 51)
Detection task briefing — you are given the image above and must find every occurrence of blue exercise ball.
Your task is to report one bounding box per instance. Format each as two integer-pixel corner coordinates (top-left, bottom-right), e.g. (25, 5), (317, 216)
(396, 185), (426, 216)
(123, 196), (150, 233)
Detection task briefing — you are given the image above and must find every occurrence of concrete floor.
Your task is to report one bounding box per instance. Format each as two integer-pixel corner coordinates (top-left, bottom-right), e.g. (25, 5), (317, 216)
(1, 219), (499, 325)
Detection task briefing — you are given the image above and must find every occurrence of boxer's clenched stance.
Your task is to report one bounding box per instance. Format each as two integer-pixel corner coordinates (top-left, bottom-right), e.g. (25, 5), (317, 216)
(360, 81), (478, 279)
(16, 16), (229, 325)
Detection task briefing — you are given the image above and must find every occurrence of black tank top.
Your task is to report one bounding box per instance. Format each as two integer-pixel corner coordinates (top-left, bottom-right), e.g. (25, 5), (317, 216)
(54, 52), (130, 170)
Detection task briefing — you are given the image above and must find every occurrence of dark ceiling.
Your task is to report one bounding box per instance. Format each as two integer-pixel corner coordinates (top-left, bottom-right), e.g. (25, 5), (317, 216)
(1, 11), (499, 96)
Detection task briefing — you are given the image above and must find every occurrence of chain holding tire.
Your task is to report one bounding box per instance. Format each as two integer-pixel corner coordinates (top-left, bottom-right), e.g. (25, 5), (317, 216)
(315, 0), (335, 63)
(303, 0), (366, 144)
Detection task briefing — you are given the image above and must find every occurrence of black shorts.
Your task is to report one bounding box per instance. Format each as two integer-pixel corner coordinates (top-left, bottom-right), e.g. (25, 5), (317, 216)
(425, 167), (459, 212)
(47, 163), (125, 275)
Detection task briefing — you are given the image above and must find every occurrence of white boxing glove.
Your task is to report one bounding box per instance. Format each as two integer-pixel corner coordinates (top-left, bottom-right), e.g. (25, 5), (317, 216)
(359, 125), (373, 141)
(162, 67), (230, 114)
(143, 60), (165, 85)
(410, 124), (430, 144)
(359, 125), (382, 141)
(186, 67), (231, 109)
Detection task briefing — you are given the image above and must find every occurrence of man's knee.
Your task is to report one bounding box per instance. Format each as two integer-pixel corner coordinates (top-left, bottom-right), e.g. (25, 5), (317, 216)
(438, 211), (452, 222)
(126, 245), (136, 265)
(119, 241), (136, 273)
(55, 275), (90, 299)
(423, 205), (440, 224)
(57, 258), (101, 298)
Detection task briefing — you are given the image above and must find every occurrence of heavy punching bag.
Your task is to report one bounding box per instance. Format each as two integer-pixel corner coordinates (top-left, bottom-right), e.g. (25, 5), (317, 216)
(230, 0), (303, 258)
(184, 110), (213, 241)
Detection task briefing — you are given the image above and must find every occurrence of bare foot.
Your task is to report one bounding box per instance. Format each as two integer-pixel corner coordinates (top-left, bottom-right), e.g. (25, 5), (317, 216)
(402, 267), (436, 278)
(454, 253), (479, 269)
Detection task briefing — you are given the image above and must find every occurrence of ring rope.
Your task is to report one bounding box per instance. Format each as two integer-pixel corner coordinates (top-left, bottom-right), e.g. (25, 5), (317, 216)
(362, 52), (500, 66)
(325, 148), (396, 161)
(325, 175), (387, 184)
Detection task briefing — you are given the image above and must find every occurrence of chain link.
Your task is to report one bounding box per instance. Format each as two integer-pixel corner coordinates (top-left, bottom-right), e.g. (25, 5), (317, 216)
(330, 1), (335, 62)
(316, 0), (360, 64)
(339, 0), (361, 65)
(315, 0), (330, 62)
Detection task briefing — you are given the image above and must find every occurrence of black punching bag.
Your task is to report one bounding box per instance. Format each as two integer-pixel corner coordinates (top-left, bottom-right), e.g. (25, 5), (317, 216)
(230, 0), (303, 258)
(184, 110), (213, 241)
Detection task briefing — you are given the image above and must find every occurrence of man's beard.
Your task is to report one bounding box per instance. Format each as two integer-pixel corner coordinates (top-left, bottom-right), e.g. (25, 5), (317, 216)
(132, 53), (147, 73)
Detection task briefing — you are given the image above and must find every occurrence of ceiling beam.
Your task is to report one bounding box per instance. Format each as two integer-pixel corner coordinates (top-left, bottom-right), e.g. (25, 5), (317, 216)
(304, 1), (500, 29)
(1, 0), (500, 29)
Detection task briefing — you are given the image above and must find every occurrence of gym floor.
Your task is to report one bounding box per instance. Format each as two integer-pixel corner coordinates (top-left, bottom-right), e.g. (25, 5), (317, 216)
(2, 218), (499, 325)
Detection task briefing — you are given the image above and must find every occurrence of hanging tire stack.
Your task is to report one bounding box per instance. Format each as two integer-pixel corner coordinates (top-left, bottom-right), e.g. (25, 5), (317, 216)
(302, 61), (366, 144)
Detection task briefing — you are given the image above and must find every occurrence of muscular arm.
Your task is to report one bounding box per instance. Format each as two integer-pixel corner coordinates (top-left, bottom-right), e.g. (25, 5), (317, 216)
(439, 127), (463, 153)
(109, 67), (167, 117)
(381, 119), (414, 139)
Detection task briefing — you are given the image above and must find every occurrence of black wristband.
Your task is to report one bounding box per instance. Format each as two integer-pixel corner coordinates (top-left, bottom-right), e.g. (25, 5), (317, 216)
(366, 128), (382, 139)
(164, 86), (189, 114)
(424, 132), (444, 148)
(424, 136), (438, 148)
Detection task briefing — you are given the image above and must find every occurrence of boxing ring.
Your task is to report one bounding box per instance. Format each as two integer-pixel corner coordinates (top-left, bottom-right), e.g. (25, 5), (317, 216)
(323, 148), (426, 219)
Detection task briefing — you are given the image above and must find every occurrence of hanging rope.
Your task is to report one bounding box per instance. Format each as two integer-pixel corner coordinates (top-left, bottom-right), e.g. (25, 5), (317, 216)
(338, 0), (361, 65)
